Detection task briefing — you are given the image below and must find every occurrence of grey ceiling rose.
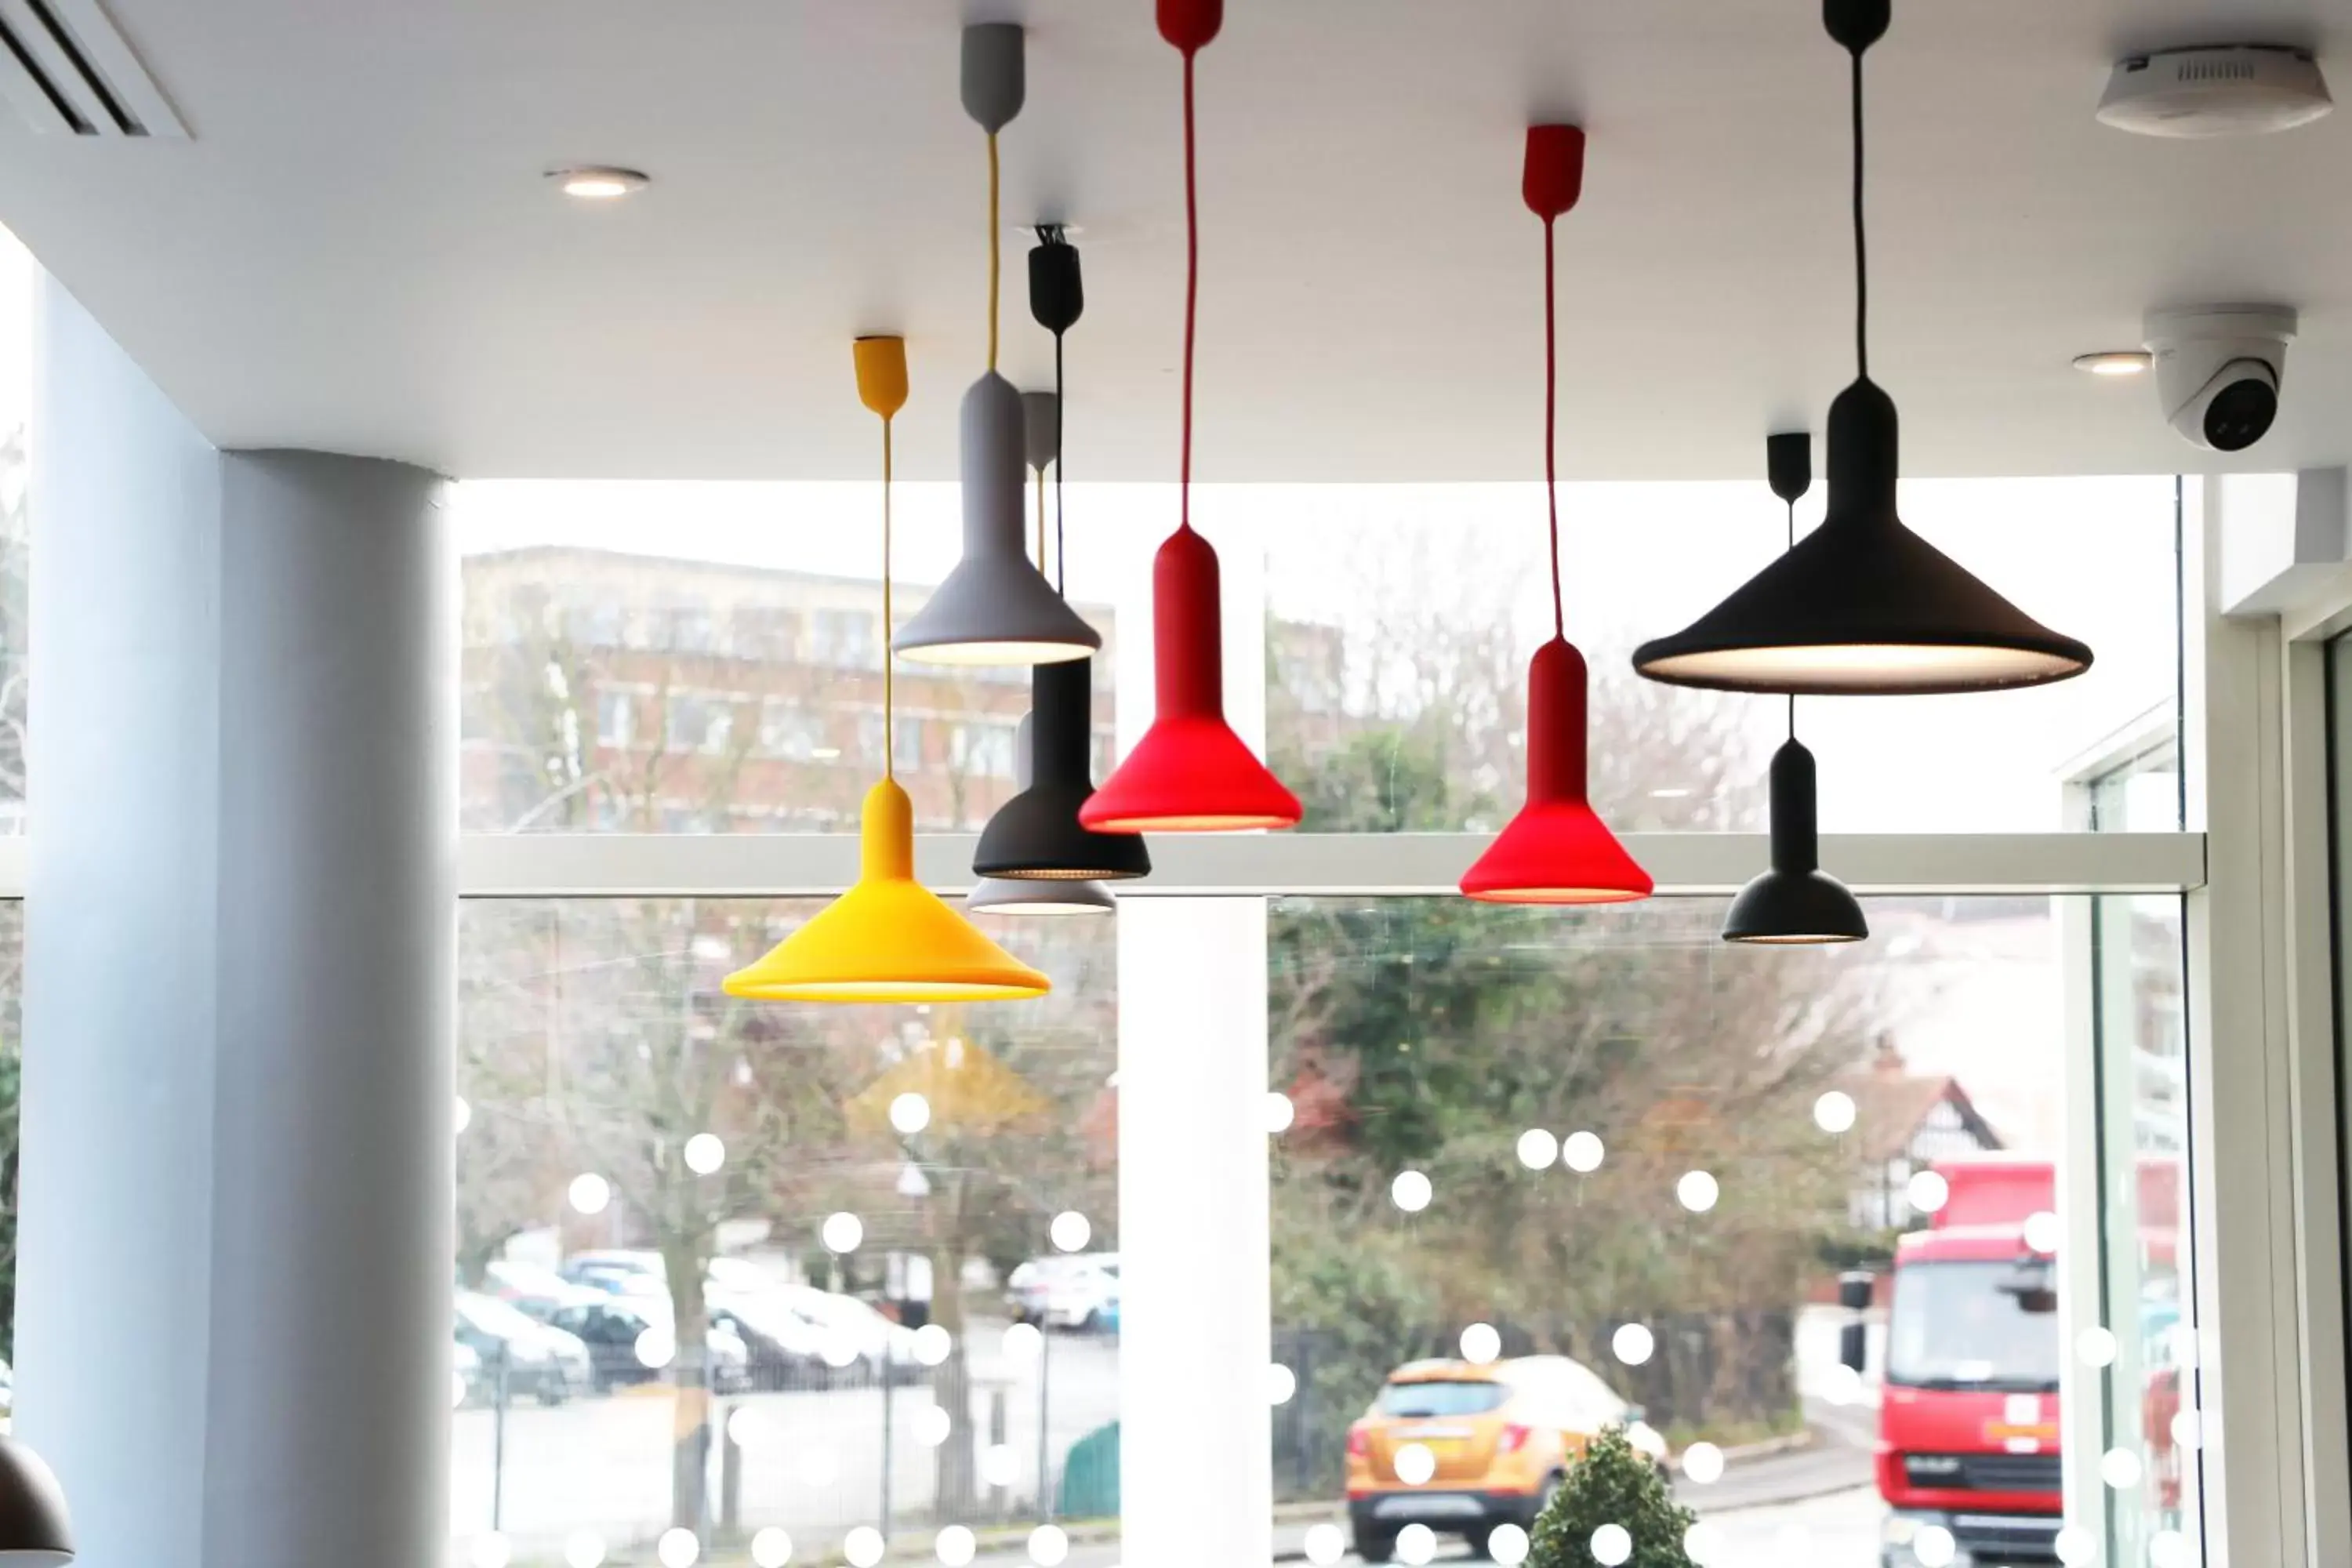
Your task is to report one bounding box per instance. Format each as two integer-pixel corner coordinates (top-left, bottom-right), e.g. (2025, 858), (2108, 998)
(1632, 0), (2092, 697)
(0, 1437), (74, 1565)
(968, 873), (1116, 916)
(894, 24), (1100, 670)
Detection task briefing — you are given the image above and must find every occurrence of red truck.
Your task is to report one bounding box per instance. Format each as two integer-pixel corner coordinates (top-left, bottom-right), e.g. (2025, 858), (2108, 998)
(1842, 1156), (2067, 1567)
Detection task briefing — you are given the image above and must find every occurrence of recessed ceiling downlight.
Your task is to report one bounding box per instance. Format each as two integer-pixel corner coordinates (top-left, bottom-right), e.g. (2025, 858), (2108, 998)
(549, 166), (650, 200)
(2074, 351), (2152, 378)
(2098, 45), (2331, 138)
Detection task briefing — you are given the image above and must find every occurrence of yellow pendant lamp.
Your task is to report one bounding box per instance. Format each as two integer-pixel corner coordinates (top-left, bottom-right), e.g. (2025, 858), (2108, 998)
(724, 337), (1050, 1005)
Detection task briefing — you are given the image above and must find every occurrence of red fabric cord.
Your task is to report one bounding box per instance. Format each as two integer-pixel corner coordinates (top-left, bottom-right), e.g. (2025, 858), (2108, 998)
(1544, 215), (1563, 641)
(1179, 50), (1199, 534)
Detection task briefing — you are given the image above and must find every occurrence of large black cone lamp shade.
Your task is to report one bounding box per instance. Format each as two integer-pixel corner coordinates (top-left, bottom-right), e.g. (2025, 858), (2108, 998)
(892, 23), (1100, 669)
(1632, 0), (2092, 696)
(1722, 433), (1868, 946)
(0, 1437), (73, 1564)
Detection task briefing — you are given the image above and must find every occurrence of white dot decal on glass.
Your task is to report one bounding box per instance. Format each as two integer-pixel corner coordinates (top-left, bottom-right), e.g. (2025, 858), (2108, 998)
(1612, 1323), (1655, 1367)
(2100, 1446), (2144, 1490)
(568, 1173), (612, 1215)
(1823, 1363), (1864, 1405)
(564, 1530), (608, 1568)
(2170, 1408), (2203, 1450)
(470, 1534), (513, 1568)
(1683, 1520), (1725, 1565)
(1488, 1523), (1531, 1566)
(801, 1451), (840, 1487)
(935, 1526), (976, 1567)
(1913, 1525), (1957, 1568)
(1590, 1523), (1632, 1566)
(634, 1327), (677, 1370)
(1459, 1322), (1502, 1364)
(1391, 1170), (1433, 1213)
(726, 1406), (769, 1446)
(890, 1092), (932, 1134)
(656, 1529), (701, 1568)
(1028, 1525), (1069, 1567)
(982, 1443), (1019, 1488)
(2165, 1322), (2200, 1368)
(1392, 1442), (1437, 1486)
(1003, 1322), (1044, 1364)
(684, 1133), (726, 1175)
(2053, 1524), (2099, 1565)
(1906, 1170), (1950, 1214)
(451, 1369), (469, 1409)
(750, 1529), (793, 1568)
(1676, 1170), (1720, 1213)
(820, 1332), (860, 1370)
(914, 1404), (953, 1446)
(2148, 1530), (2191, 1568)
(1302, 1523), (1346, 1566)
(1265, 1091), (1297, 1134)
(1681, 1440), (1725, 1484)
(1563, 1131), (1606, 1173)
(1268, 1363), (1298, 1405)
(912, 1323), (953, 1367)
(2024, 1210), (2063, 1254)
(844, 1528), (885, 1568)
(1812, 1090), (1857, 1134)
(2076, 1327), (2119, 1367)
(822, 1211), (864, 1254)
(1397, 1524), (1438, 1566)
(454, 1095), (473, 1136)
(1515, 1128), (1559, 1170)
(1050, 1210), (1092, 1253)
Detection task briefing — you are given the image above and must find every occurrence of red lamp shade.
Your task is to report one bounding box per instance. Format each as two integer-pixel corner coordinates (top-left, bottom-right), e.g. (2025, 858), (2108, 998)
(1080, 525), (1301, 833)
(1461, 638), (1652, 904)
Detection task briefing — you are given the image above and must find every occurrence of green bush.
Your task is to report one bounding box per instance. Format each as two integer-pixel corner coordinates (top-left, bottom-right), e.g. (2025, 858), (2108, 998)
(1528, 1428), (1697, 1568)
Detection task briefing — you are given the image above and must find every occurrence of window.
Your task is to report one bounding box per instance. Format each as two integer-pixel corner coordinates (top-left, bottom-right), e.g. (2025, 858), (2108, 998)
(950, 722), (1018, 782)
(758, 702), (826, 761)
(813, 610), (876, 670)
(455, 900), (1118, 1563)
(732, 607), (800, 663)
(596, 691), (634, 750)
(652, 601), (717, 655)
(664, 695), (732, 756)
(563, 597), (627, 649)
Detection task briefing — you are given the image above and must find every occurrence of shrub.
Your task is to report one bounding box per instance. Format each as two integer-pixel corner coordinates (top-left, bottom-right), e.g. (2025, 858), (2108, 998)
(1527, 1427), (1698, 1568)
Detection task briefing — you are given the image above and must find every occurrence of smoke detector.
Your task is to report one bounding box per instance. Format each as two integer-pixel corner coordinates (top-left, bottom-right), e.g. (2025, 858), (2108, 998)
(2098, 45), (2332, 137)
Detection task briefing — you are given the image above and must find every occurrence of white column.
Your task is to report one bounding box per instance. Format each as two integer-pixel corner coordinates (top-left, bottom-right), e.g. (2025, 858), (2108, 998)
(17, 278), (456, 1568)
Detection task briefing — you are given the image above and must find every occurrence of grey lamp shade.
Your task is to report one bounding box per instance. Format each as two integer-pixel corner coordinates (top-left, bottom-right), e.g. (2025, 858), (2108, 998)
(968, 875), (1116, 916)
(1722, 738), (1867, 946)
(1635, 382), (2092, 695)
(975, 662), (1150, 881)
(0, 1438), (73, 1564)
(893, 373), (1101, 667)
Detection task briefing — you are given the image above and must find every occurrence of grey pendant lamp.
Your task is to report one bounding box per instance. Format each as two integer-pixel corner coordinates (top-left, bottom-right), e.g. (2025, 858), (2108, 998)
(892, 23), (1101, 669)
(1722, 434), (1868, 946)
(969, 718), (1121, 916)
(1632, 0), (2092, 697)
(0, 1437), (74, 1564)
(973, 282), (1151, 887)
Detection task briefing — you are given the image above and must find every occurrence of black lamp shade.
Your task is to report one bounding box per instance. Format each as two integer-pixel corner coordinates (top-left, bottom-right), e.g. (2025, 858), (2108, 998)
(975, 659), (1152, 881)
(1634, 381), (2094, 695)
(1722, 737), (1868, 945)
(0, 1438), (73, 1564)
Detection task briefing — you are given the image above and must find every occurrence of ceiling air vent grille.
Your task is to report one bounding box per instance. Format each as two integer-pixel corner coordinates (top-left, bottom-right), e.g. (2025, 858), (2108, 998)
(0, 0), (184, 139)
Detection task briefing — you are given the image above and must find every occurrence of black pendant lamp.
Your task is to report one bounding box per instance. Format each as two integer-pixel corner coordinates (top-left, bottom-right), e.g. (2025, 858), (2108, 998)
(0, 1436), (73, 1565)
(972, 235), (1152, 885)
(1633, 0), (2092, 696)
(1723, 434), (1868, 946)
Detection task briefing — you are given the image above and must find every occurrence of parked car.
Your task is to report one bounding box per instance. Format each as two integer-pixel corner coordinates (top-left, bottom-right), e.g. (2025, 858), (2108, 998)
(777, 1284), (924, 1381)
(561, 1249), (666, 1298)
(1344, 1355), (1634, 1563)
(485, 1258), (607, 1323)
(549, 1295), (751, 1396)
(707, 1294), (834, 1391)
(454, 1290), (592, 1406)
(1008, 1253), (1121, 1331)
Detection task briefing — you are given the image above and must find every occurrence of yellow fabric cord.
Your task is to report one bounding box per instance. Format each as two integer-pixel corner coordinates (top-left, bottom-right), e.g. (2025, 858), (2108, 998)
(882, 416), (895, 779)
(987, 132), (1000, 372)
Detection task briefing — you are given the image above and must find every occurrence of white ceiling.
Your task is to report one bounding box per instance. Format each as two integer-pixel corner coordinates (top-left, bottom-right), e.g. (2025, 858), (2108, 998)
(0, 0), (2347, 481)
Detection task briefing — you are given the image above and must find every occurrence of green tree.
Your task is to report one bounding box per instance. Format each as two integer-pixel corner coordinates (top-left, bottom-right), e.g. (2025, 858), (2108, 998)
(1527, 1428), (1697, 1568)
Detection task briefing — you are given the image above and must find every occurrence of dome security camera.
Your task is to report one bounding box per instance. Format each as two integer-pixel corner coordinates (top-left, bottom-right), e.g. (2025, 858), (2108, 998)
(2143, 306), (2298, 452)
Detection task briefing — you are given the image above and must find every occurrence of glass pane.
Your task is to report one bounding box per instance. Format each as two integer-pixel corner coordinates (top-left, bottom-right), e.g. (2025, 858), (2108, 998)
(1265, 478), (2180, 834)
(2091, 894), (2200, 1566)
(0, 230), (34, 838)
(0, 901), (19, 1367)
(1267, 895), (2163, 1566)
(453, 899), (1118, 1565)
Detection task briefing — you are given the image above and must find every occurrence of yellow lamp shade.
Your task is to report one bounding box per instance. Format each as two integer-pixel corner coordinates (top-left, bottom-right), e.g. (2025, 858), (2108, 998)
(724, 779), (1051, 1004)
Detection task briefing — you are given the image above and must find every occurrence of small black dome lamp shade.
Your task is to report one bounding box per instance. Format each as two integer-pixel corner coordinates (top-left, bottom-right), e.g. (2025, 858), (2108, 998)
(1632, 0), (2092, 696)
(0, 1436), (74, 1564)
(1722, 434), (1869, 946)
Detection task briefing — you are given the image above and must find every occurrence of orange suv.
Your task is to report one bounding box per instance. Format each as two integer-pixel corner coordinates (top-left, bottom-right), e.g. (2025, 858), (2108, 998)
(1345, 1355), (1635, 1562)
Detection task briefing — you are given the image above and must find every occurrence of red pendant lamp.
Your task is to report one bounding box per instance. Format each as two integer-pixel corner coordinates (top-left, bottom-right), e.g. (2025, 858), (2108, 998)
(1079, 0), (1300, 835)
(1460, 125), (1652, 906)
